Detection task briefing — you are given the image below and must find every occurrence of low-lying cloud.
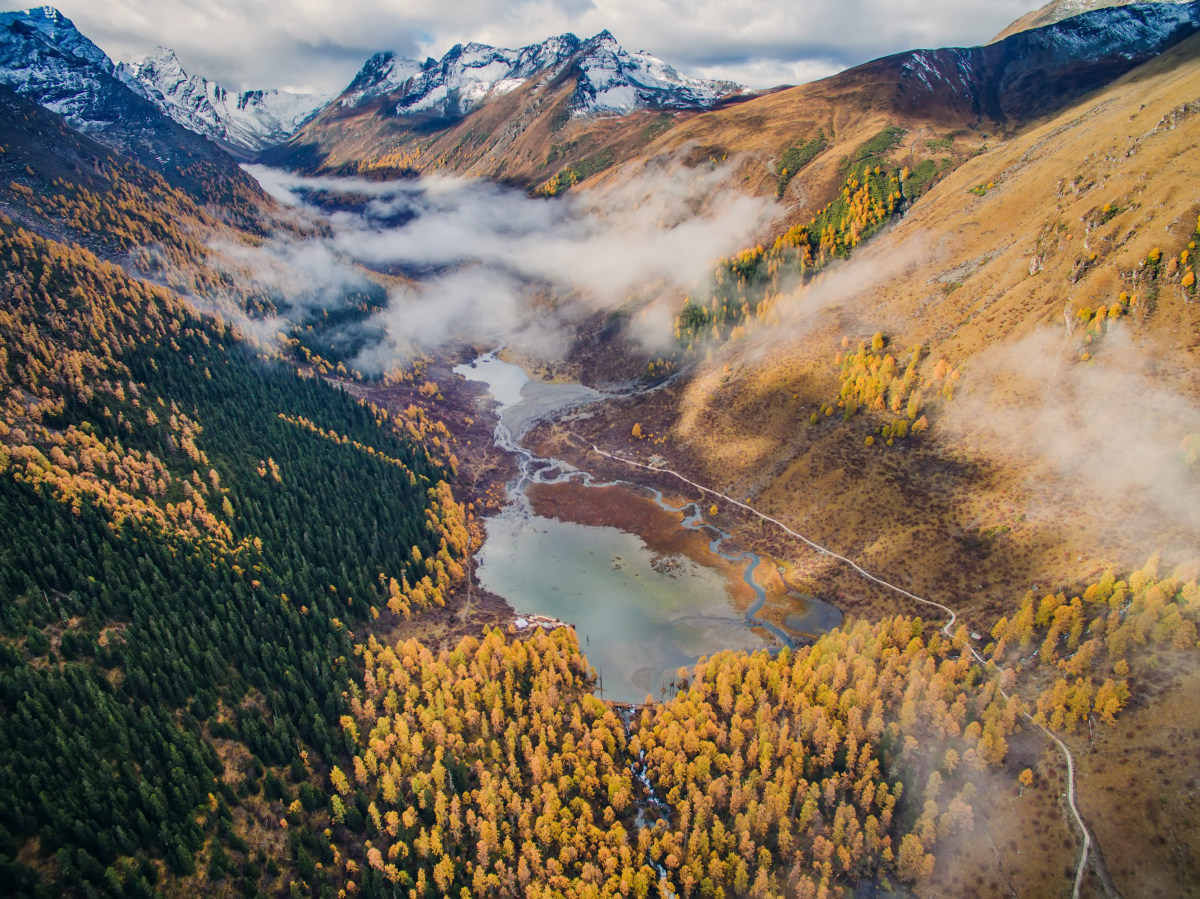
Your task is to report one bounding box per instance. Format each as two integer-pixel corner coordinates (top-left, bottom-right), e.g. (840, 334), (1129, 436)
(215, 236), (375, 312)
(240, 161), (775, 370)
(944, 327), (1200, 542)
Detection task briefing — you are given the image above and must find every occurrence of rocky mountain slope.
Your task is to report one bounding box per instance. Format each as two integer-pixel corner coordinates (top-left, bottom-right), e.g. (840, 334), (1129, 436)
(597, 0), (1200, 195)
(266, 29), (745, 181)
(992, 0), (1193, 40)
(117, 46), (331, 157)
(0, 7), (262, 204)
(271, 0), (1200, 197)
(337, 30), (739, 121)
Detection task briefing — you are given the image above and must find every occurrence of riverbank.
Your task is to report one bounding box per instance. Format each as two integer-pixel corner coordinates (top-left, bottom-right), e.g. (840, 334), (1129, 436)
(525, 395), (925, 622)
(526, 478), (845, 640)
(453, 349), (835, 702)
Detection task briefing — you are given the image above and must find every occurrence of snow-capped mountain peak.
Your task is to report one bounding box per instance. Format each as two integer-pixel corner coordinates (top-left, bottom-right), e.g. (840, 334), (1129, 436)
(0, 6), (257, 193)
(0, 6), (124, 131)
(572, 30), (740, 116)
(118, 49), (333, 156)
(337, 30), (741, 119)
(5, 5), (107, 68)
(339, 50), (429, 108)
(131, 46), (187, 82)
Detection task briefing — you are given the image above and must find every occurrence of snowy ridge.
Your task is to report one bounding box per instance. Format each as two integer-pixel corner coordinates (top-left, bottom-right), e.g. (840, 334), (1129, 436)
(571, 31), (739, 115)
(991, 0), (1193, 41)
(339, 51), (428, 108)
(892, 0), (1200, 115)
(339, 30), (741, 119)
(0, 6), (123, 132)
(0, 6), (253, 192)
(118, 47), (332, 155)
(1034, 0), (1191, 22)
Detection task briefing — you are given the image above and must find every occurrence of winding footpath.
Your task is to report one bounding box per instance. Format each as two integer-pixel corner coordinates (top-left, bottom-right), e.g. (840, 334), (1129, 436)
(590, 445), (1112, 899)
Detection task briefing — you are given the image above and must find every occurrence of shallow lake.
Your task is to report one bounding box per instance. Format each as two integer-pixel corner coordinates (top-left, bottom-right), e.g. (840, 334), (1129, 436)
(456, 349), (839, 704)
(477, 513), (769, 703)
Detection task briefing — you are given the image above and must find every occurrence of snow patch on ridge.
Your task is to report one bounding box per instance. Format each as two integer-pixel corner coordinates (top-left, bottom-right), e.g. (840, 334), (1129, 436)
(118, 47), (332, 154)
(338, 30), (742, 120)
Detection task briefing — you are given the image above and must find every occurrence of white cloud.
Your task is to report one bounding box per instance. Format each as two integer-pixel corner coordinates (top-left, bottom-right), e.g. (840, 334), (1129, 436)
(690, 57), (845, 90)
(247, 162), (772, 292)
(234, 159), (775, 367)
(944, 328), (1200, 536)
(2, 0), (1043, 93)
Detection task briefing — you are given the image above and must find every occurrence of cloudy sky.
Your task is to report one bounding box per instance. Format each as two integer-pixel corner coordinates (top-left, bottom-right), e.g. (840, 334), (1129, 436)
(0, 0), (1045, 93)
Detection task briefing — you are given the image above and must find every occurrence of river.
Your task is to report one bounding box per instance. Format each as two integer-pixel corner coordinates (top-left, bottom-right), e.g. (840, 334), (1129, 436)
(455, 349), (841, 704)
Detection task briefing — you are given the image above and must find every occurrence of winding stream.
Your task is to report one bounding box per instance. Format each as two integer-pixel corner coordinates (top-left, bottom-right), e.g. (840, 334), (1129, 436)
(456, 350), (841, 704)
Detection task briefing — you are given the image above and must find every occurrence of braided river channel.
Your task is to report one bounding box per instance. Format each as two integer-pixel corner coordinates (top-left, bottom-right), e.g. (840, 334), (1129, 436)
(456, 350), (842, 704)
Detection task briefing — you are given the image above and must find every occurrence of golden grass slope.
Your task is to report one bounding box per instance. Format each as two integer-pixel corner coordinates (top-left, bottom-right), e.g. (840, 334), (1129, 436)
(594, 58), (987, 208)
(635, 35), (1200, 622)
(532, 45), (1200, 896)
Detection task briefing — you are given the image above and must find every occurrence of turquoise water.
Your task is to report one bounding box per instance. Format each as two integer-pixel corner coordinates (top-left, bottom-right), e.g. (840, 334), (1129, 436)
(457, 352), (529, 407)
(456, 350), (841, 704)
(477, 514), (768, 704)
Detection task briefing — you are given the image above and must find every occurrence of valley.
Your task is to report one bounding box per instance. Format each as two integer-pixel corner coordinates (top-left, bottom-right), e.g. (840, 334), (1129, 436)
(0, 1), (1199, 897)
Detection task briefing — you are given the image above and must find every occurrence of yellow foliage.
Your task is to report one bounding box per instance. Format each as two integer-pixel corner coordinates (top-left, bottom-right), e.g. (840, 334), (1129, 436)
(326, 616), (1009, 895)
(993, 556), (1198, 732)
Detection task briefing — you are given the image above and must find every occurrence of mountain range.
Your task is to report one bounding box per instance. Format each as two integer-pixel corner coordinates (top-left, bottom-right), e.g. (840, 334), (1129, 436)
(0, 8), (741, 158)
(0, 6), (258, 202)
(269, 0), (1200, 190)
(4, 2), (1199, 181)
(116, 46), (332, 158)
(340, 30), (740, 121)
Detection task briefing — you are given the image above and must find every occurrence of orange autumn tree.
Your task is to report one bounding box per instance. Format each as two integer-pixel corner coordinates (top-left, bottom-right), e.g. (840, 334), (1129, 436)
(326, 616), (1017, 896)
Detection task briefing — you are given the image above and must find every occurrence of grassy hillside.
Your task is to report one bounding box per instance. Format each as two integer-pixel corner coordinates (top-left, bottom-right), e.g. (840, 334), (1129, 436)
(555, 34), (1200, 614)
(525, 35), (1200, 896)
